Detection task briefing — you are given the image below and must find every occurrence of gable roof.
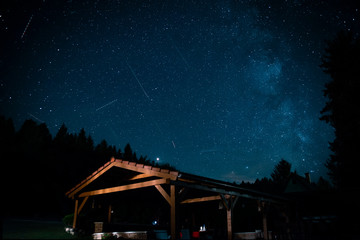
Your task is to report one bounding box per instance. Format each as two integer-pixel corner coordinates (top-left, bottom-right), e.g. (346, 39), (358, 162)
(66, 157), (179, 199)
(66, 157), (286, 204)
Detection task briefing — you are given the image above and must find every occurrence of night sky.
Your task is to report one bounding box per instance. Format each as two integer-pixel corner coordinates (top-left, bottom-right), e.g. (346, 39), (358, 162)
(1, 0), (359, 182)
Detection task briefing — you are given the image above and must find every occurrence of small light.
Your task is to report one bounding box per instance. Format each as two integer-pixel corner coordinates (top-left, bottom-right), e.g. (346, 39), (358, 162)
(156, 157), (160, 161)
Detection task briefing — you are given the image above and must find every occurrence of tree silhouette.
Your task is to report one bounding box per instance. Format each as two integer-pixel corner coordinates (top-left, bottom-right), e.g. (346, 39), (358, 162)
(123, 143), (135, 161)
(271, 159), (291, 191)
(320, 31), (360, 189)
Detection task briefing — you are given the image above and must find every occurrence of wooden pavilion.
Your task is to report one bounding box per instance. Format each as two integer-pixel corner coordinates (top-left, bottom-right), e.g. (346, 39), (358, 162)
(66, 157), (286, 240)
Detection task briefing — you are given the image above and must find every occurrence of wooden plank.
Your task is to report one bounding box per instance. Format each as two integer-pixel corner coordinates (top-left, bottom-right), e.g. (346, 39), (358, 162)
(108, 204), (112, 223)
(113, 160), (178, 180)
(155, 185), (171, 205)
(180, 195), (221, 204)
(72, 199), (79, 229)
(227, 208), (232, 240)
(258, 201), (268, 240)
(67, 161), (116, 198)
(220, 194), (230, 211)
(170, 184), (176, 240)
(232, 196), (239, 209)
(79, 178), (168, 197)
(174, 180), (284, 204)
(263, 213), (268, 240)
(66, 161), (112, 196)
(129, 173), (152, 180)
(78, 196), (89, 214)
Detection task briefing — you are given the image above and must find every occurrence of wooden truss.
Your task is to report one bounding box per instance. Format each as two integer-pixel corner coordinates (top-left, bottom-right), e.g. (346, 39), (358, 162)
(66, 157), (286, 240)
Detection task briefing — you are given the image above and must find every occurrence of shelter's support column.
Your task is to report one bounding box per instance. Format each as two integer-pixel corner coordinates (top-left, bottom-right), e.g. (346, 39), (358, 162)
(154, 183), (176, 240)
(73, 199), (79, 229)
(170, 184), (176, 240)
(221, 195), (238, 240)
(258, 201), (268, 240)
(72, 197), (89, 229)
(108, 204), (112, 223)
(263, 212), (268, 240)
(227, 208), (232, 240)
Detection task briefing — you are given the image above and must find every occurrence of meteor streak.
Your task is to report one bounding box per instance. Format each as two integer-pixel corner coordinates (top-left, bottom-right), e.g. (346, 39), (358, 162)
(126, 62), (151, 101)
(96, 99), (118, 111)
(21, 14), (33, 39)
(167, 35), (190, 69)
(27, 112), (44, 123)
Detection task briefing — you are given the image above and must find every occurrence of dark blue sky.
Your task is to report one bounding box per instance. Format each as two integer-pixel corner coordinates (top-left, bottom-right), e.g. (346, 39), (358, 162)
(1, 0), (359, 182)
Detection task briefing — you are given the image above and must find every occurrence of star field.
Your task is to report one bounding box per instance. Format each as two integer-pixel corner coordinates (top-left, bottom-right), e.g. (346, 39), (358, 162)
(1, 0), (359, 182)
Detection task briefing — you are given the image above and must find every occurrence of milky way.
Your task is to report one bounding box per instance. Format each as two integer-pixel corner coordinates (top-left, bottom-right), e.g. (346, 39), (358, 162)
(1, 0), (359, 182)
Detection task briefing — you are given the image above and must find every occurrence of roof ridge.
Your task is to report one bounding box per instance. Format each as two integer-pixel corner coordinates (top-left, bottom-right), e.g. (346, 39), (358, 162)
(66, 157), (179, 197)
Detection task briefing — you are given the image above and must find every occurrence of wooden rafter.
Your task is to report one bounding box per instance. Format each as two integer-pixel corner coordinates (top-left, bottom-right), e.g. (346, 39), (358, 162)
(67, 161), (116, 198)
(174, 180), (284, 204)
(180, 195), (221, 204)
(78, 196), (89, 214)
(79, 178), (168, 197)
(155, 185), (171, 205)
(130, 173), (152, 180)
(72, 199), (78, 229)
(113, 159), (178, 180)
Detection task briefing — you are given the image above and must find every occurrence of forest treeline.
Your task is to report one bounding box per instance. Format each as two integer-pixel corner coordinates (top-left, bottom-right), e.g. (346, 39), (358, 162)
(0, 116), (331, 218)
(0, 116), (173, 218)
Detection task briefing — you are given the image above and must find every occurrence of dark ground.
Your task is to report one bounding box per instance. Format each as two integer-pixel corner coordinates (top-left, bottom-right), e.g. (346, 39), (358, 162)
(2, 218), (75, 239)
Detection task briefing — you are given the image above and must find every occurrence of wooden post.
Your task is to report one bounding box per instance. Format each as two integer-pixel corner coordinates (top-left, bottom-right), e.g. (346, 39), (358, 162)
(258, 201), (268, 240)
(108, 204), (112, 223)
(227, 208), (232, 240)
(221, 195), (233, 240)
(73, 199), (79, 229)
(263, 212), (268, 240)
(170, 184), (176, 240)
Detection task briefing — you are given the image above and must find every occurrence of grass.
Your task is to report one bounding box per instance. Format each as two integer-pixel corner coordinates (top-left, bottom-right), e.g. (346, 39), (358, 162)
(3, 218), (76, 239)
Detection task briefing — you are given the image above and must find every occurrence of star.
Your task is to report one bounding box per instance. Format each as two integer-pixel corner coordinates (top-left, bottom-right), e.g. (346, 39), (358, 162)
(1, 0), (356, 183)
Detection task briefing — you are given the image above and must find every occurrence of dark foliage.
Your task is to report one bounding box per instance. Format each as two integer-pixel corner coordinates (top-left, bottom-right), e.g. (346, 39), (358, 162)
(320, 31), (360, 190)
(0, 116), (175, 218)
(320, 30), (360, 237)
(271, 159), (291, 188)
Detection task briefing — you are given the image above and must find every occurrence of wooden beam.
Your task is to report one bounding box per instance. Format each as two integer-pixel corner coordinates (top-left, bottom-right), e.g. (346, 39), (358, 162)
(129, 173), (152, 180)
(227, 208), (232, 240)
(114, 160), (178, 180)
(220, 194), (237, 240)
(220, 194), (230, 210)
(108, 204), (112, 223)
(180, 195), (221, 204)
(155, 185), (171, 205)
(174, 180), (284, 204)
(258, 201), (268, 240)
(79, 178), (168, 197)
(67, 161), (116, 198)
(78, 196), (89, 214)
(232, 196), (239, 209)
(170, 184), (176, 240)
(263, 213), (268, 240)
(72, 199), (78, 229)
